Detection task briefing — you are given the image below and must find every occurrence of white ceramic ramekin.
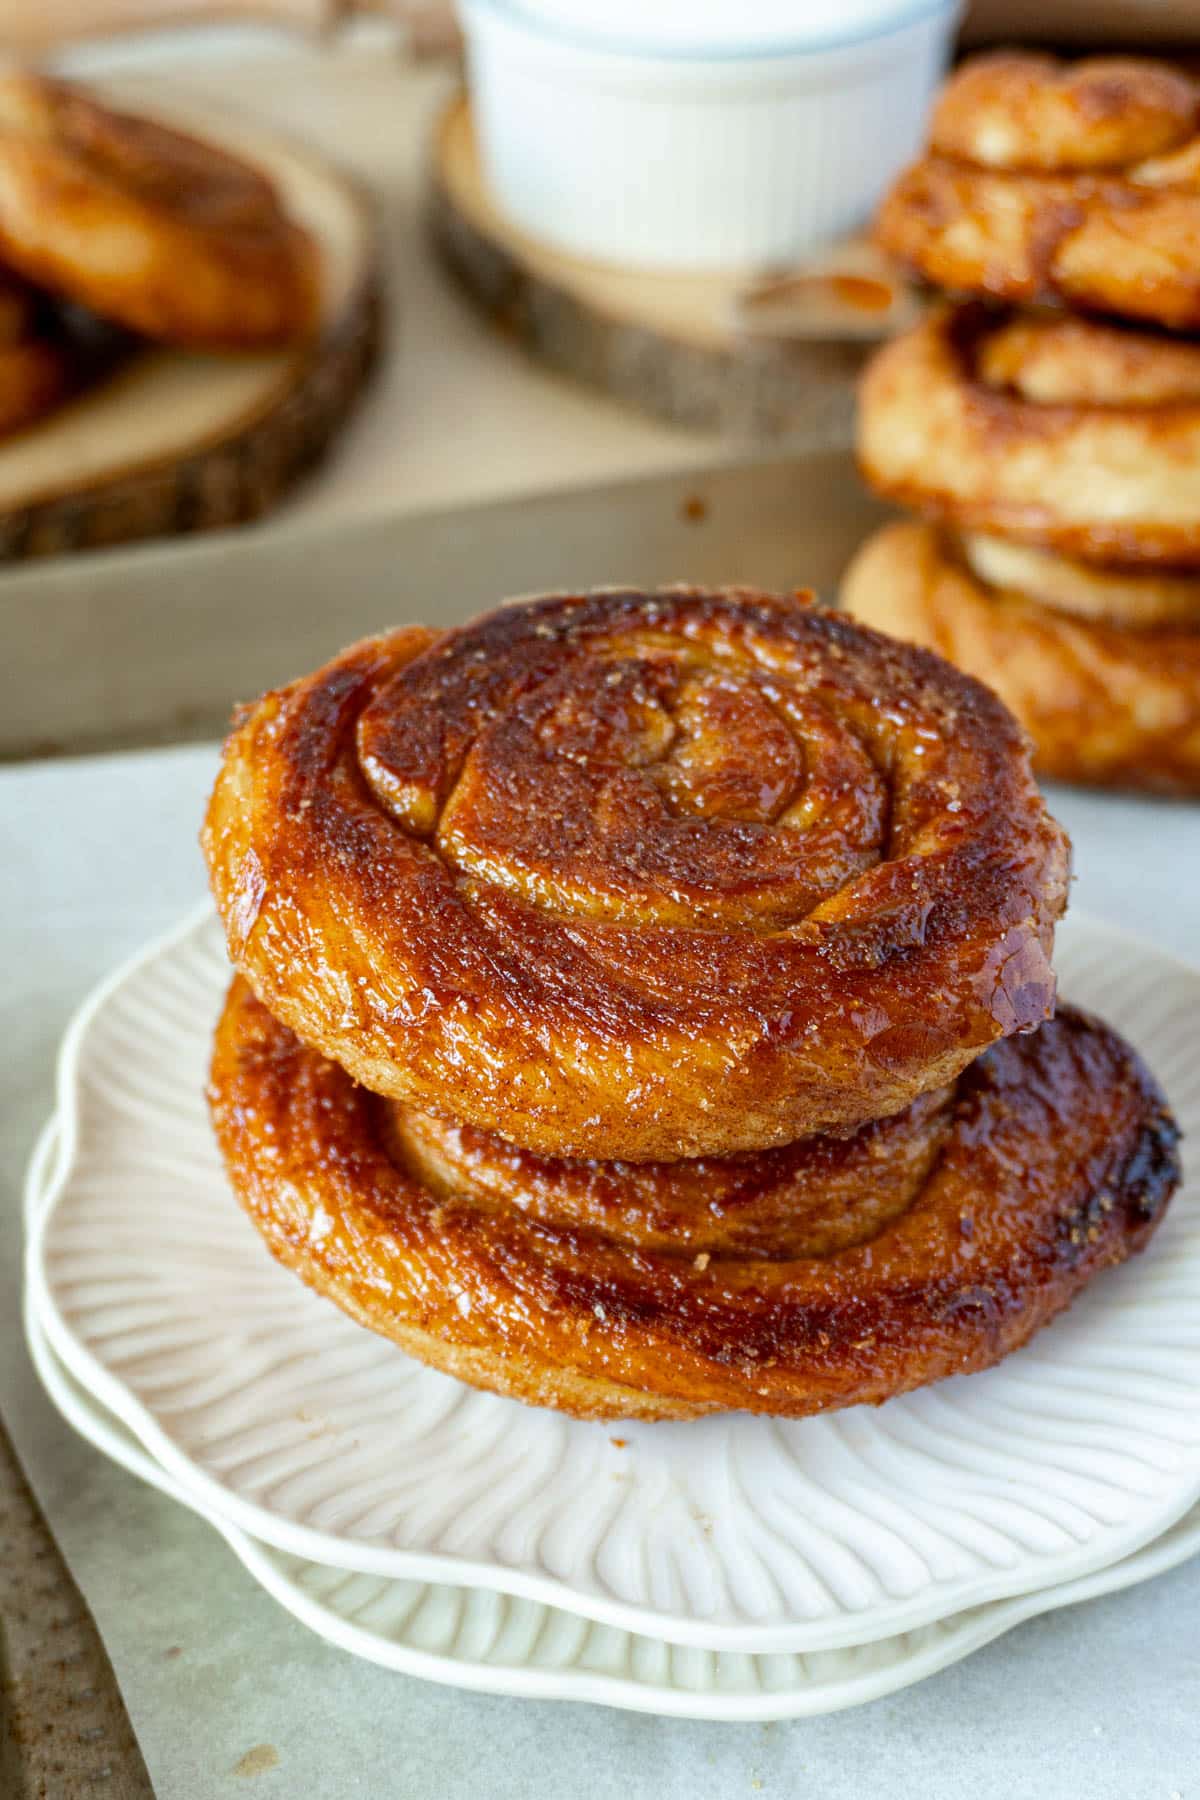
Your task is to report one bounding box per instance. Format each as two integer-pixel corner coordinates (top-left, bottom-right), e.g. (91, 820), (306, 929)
(457, 0), (959, 270)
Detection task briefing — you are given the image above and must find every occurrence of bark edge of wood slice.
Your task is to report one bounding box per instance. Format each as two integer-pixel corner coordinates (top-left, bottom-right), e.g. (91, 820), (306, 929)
(0, 86), (381, 563)
(427, 92), (864, 443)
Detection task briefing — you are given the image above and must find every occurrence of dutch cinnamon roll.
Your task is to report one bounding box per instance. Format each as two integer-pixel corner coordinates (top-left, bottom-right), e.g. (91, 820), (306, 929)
(0, 72), (318, 347)
(209, 976), (1179, 1422)
(842, 521), (1200, 794)
(876, 52), (1200, 331)
(859, 304), (1200, 566)
(203, 590), (1069, 1161)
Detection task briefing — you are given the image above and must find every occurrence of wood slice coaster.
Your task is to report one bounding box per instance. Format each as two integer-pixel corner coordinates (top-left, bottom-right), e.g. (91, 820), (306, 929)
(428, 93), (870, 442)
(0, 91), (380, 562)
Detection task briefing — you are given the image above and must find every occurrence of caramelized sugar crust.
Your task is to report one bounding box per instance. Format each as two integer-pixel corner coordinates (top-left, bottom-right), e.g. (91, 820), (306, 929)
(843, 521), (1200, 794)
(209, 977), (1179, 1422)
(876, 51), (1200, 330)
(203, 589), (1069, 1161)
(930, 52), (1198, 173)
(859, 304), (1200, 567)
(0, 73), (317, 346)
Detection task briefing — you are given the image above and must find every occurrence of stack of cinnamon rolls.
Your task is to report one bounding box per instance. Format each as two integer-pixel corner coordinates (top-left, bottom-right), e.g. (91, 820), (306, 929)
(202, 587), (1179, 1421)
(845, 51), (1200, 795)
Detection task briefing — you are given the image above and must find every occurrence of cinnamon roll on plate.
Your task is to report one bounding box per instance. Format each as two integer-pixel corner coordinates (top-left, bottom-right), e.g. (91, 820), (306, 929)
(204, 589), (1069, 1162)
(210, 978), (1178, 1422)
(203, 589), (1181, 1421)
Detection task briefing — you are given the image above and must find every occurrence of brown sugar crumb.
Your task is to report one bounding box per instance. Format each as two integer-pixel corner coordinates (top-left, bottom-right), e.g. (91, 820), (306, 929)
(233, 1744), (280, 1778)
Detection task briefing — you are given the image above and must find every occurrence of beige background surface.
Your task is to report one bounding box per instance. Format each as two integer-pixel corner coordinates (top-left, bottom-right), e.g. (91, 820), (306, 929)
(93, 39), (732, 528)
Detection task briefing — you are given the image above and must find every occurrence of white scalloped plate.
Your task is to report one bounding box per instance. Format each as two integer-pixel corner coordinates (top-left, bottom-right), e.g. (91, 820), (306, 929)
(23, 1128), (1200, 1722)
(26, 908), (1200, 1654)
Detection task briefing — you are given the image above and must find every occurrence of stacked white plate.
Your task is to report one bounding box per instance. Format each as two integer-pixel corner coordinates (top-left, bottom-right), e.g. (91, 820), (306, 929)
(23, 907), (1200, 1720)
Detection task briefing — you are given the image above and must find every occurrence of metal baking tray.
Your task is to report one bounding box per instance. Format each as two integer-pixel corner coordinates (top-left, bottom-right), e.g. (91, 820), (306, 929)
(0, 447), (886, 761)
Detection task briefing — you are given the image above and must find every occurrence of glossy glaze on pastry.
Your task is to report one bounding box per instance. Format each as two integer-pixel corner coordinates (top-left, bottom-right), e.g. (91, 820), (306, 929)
(860, 304), (1200, 566)
(843, 521), (1200, 794)
(0, 72), (317, 346)
(876, 51), (1200, 331)
(209, 977), (1179, 1422)
(203, 589), (1069, 1161)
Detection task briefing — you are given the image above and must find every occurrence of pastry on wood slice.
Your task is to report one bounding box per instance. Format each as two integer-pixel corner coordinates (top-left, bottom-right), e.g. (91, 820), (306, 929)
(0, 70), (318, 348)
(428, 93), (888, 441)
(0, 86), (380, 561)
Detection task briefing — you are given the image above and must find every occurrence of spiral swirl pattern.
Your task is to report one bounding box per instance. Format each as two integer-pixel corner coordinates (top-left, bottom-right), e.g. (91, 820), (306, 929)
(859, 304), (1200, 567)
(876, 51), (1200, 331)
(210, 978), (1178, 1422)
(204, 588), (1068, 1161)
